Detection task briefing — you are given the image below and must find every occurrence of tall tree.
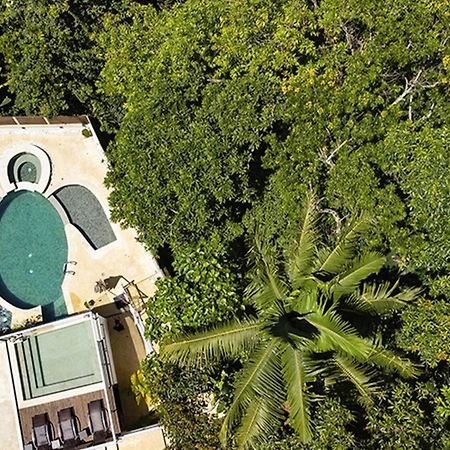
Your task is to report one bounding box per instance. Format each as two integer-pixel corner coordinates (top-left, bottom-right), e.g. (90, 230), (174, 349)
(99, 0), (450, 277)
(161, 194), (419, 449)
(0, 0), (129, 117)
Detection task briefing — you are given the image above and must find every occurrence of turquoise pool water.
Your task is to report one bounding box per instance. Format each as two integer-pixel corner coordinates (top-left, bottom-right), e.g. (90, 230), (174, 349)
(15, 321), (102, 399)
(0, 191), (68, 320)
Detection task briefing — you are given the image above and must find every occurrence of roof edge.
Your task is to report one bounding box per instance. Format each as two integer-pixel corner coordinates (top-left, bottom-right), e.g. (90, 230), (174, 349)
(0, 116), (89, 126)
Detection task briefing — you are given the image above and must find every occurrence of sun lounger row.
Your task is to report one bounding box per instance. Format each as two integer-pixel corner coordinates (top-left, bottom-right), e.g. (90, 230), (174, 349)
(25, 399), (109, 450)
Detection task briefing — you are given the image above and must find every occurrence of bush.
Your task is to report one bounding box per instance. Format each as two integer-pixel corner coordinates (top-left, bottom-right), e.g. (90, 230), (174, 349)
(146, 236), (245, 343)
(136, 355), (223, 450)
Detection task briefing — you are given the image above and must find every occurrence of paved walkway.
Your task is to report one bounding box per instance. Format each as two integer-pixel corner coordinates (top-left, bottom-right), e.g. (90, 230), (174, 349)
(118, 426), (167, 450)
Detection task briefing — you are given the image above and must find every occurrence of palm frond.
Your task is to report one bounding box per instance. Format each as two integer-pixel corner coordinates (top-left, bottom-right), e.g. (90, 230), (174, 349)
(248, 285), (286, 317)
(235, 396), (283, 450)
(366, 346), (420, 378)
(220, 341), (284, 446)
(394, 286), (421, 303)
(307, 310), (370, 359)
(288, 191), (319, 284)
(328, 354), (379, 407)
(315, 218), (369, 275)
(282, 345), (314, 443)
(330, 253), (385, 301)
(292, 287), (320, 315)
(161, 317), (261, 367)
(247, 234), (287, 312)
(346, 281), (420, 315)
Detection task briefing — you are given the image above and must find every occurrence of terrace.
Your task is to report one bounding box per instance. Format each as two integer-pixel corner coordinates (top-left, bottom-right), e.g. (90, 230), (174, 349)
(0, 312), (165, 450)
(0, 117), (166, 449)
(0, 116), (163, 325)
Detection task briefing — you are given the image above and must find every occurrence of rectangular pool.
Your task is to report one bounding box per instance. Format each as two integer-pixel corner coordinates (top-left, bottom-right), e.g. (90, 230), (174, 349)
(15, 320), (102, 400)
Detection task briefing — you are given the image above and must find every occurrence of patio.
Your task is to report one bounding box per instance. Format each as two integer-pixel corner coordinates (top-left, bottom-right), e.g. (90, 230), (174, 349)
(93, 302), (152, 431)
(19, 390), (119, 449)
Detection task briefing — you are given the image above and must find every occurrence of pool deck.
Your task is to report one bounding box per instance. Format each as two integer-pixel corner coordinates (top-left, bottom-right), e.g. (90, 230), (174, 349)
(0, 119), (163, 318)
(117, 426), (167, 449)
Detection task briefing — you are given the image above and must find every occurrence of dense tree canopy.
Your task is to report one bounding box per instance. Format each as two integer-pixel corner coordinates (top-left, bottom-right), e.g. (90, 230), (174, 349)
(133, 355), (223, 450)
(146, 236), (245, 342)
(0, 0), (129, 117)
(98, 0), (450, 280)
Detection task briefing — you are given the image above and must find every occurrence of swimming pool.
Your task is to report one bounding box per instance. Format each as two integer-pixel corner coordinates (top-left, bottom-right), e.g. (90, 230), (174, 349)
(0, 191), (68, 321)
(15, 320), (102, 399)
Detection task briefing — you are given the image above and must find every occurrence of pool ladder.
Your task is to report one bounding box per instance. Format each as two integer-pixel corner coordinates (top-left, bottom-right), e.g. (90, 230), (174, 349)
(63, 260), (77, 275)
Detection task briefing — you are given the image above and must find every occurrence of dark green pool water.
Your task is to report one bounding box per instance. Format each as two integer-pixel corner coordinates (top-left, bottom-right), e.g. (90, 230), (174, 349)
(18, 161), (38, 182)
(0, 191), (68, 320)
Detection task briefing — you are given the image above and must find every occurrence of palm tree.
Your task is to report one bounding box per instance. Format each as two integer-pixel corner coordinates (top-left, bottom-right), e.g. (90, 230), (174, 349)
(161, 193), (419, 449)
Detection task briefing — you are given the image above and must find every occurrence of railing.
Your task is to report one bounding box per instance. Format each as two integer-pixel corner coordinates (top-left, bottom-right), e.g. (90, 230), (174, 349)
(122, 289), (154, 354)
(96, 321), (114, 388)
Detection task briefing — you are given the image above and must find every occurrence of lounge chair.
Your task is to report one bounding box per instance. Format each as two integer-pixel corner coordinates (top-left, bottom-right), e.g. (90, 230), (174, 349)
(58, 407), (79, 448)
(88, 400), (109, 444)
(32, 413), (52, 450)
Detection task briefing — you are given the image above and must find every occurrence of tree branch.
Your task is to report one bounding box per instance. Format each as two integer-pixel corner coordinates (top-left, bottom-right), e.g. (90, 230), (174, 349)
(408, 93), (413, 121)
(319, 208), (342, 235)
(318, 140), (349, 166)
(389, 70), (440, 110)
(416, 102), (435, 124)
(390, 70), (423, 107)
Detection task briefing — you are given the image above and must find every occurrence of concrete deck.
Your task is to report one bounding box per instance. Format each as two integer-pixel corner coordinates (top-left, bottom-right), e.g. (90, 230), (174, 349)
(0, 121), (163, 317)
(106, 312), (149, 430)
(117, 426), (166, 450)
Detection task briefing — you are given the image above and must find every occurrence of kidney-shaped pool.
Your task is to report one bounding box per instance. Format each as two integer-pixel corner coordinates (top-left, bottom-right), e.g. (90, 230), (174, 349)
(0, 190), (68, 320)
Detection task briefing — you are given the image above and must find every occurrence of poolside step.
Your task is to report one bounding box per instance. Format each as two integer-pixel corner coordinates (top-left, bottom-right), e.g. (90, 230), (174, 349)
(15, 342), (32, 400)
(28, 336), (45, 389)
(17, 337), (45, 400)
(20, 339), (41, 396)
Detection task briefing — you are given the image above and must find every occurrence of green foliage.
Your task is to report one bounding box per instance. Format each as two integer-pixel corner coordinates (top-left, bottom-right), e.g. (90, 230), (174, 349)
(371, 126), (450, 272)
(254, 398), (355, 450)
(97, 0), (450, 284)
(138, 355), (223, 450)
(162, 201), (418, 448)
(146, 237), (244, 343)
(96, 1), (449, 448)
(436, 386), (450, 421)
(428, 275), (450, 299)
(396, 297), (450, 368)
(100, 0), (284, 249)
(366, 381), (450, 449)
(2, 0), (448, 446)
(367, 382), (428, 449)
(0, 0), (129, 116)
